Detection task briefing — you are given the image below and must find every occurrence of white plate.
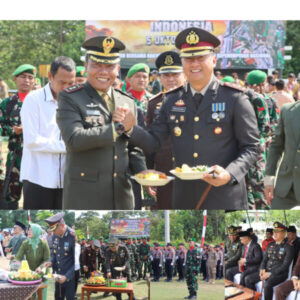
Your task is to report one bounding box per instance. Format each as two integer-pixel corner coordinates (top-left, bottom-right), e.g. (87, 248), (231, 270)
(131, 175), (174, 186)
(114, 267), (123, 271)
(169, 168), (211, 180)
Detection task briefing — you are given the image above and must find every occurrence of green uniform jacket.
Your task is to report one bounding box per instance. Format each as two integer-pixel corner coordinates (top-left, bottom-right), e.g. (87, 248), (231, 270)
(15, 239), (50, 271)
(225, 238), (242, 268)
(56, 82), (146, 210)
(265, 101), (300, 203)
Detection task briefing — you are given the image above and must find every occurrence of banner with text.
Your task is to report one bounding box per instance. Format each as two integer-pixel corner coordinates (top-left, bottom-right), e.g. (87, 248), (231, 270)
(110, 218), (150, 238)
(86, 20), (286, 69)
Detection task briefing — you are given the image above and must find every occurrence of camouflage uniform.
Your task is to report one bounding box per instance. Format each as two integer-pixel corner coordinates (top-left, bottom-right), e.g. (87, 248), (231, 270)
(0, 93), (23, 203)
(185, 246), (201, 297)
(126, 242), (137, 279)
(126, 90), (152, 116)
(137, 242), (150, 279)
(245, 89), (271, 209)
(263, 93), (279, 152)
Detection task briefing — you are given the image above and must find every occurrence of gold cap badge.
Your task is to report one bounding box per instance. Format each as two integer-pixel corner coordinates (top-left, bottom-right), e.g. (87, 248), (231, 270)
(164, 55), (174, 66)
(103, 37), (115, 55)
(186, 31), (200, 45)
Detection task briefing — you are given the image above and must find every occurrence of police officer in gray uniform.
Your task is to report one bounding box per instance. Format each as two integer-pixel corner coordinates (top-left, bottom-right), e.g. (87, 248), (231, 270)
(126, 27), (259, 210)
(43, 212), (75, 300)
(225, 226), (242, 279)
(56, 35), (146, 210)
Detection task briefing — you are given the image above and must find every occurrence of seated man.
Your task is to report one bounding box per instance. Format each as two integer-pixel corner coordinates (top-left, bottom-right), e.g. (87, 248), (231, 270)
(225, 226), (242, 279)
(276, 252), (300, 300)
(226, 230), (262, 289)
(262, 228), (275, 252)
(259, 222), (294, 300)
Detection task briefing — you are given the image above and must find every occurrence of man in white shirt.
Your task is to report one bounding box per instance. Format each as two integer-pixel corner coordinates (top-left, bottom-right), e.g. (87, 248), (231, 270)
(20, 56), (76, 209)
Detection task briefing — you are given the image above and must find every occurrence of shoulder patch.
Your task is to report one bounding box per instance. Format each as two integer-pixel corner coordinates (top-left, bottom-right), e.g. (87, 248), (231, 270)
(221, 81), (246, 92)
(64, 84), (84, 93)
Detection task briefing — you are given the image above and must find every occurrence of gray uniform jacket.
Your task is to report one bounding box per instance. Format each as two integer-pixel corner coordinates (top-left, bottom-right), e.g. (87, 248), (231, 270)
(57, 82), (146, 210)
(129, 78), (259, 209)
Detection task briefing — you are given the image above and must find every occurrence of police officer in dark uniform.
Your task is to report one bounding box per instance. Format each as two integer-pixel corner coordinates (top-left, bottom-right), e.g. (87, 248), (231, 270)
(82, 238), (97, 278)
(43, 212), (75, 300)
(105, 237), (135, 300)
(252, 222), (294, 300)
(225, 226), (242, 279)
(146, 51), (186, 209)
(127, 27), (259, 210)
(56, 35), (146, 210)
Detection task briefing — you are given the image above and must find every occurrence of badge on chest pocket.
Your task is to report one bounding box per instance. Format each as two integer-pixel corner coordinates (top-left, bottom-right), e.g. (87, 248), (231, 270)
(85, 110), (104, 126)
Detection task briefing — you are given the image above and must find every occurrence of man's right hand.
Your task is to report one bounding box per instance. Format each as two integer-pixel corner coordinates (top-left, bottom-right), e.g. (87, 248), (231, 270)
(264, 185), (274, 205)
(83, 266), (88, 273)
(122, 109), (136, 132)
(292, 278), (298, 290)
(5, 248), (11, 253)
(107, 272), (111, 278)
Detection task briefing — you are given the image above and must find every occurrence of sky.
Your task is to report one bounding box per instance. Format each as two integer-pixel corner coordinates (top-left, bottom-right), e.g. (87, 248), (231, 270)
(1, 0), (300, 20)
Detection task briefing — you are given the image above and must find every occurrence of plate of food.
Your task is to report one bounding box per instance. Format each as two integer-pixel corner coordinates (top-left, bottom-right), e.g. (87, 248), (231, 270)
(170, 164), (212, 180)
(8, 271), (42, 285)
(225, 286), (244, 299)
(114, 267), (124, 271)
(85, 276), (106, 286)
(132, 171), (174, 186)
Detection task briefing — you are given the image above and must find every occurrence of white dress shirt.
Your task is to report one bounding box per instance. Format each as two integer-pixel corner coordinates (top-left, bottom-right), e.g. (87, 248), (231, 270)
(75, 243), (81, 271)
(20, 83), (66, 188)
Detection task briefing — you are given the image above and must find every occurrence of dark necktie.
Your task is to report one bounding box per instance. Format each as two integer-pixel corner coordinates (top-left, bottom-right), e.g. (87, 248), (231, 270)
(194, 93), (203, 109)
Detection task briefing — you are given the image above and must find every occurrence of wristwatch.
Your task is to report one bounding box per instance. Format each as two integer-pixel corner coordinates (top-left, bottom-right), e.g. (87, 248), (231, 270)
(114, 122), (125, 135)
(227, 175), (238, 186)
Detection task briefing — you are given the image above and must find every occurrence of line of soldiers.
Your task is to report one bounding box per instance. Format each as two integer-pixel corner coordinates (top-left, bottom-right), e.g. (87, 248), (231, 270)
(78, 236), (216, 300)
(225, 223), (300, 300)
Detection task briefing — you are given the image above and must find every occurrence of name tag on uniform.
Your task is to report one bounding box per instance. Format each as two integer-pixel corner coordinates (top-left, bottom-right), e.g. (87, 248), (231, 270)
(86, 110), (101, 115)
(171, 106), (186, 113)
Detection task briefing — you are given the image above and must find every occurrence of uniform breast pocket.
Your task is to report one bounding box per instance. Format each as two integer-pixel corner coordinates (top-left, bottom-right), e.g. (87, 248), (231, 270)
(205, 114), (230, 136)
(84, 110), (105, 128)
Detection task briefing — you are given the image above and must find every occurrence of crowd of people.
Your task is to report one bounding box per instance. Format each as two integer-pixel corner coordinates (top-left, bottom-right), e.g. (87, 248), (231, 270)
(0, 26), (299, 211)
(225, 223), (300, 300)
(75, 235), (224, 300)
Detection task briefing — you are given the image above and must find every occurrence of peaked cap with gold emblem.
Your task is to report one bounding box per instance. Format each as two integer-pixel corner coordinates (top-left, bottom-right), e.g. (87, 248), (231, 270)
(155, 51), (183, 74)
(82, 35), (125, 64)
(228, 226), (238, 236)
(273, 221), (286, 232)
(175, 27), (220, 58)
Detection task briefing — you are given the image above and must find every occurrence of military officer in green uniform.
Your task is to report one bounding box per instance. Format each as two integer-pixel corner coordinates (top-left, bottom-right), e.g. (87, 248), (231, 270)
(105, 237), (135, 300)
(0, 64), (36, 209)
(137, 236), (150, 280)
(248, 222), (294, 300)
(225, 226), (242, 279)
(82, 238), (97, 278)
(56, 35), (146, 210)
(126, 27), (259, 210)
(184, 238), (201, 299)
(5, 221), (27, 258)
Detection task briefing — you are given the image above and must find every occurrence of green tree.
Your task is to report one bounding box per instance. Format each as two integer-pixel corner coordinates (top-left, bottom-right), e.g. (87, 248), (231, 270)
(0, 20), (85, 88)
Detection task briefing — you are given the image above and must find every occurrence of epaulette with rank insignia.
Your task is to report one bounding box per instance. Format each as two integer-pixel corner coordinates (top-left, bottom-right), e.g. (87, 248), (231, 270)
(149, 92), (164, 103)
(165, 85), (184, 95)
(221, 81), (246, 92)
(64, 84), (84, 93)
(114, 88), (136, 101)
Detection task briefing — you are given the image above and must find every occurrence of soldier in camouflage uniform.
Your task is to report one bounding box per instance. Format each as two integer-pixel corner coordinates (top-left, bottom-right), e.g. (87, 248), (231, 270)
(126, 63), (153, 115)
(125, 237), (137, 280)
(184, 238), (201, 300)
(225, 226), (243, 279)
(0, 64), (36, 208)
(137, 236), (150, 280)
(245, 70), (272, 209)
